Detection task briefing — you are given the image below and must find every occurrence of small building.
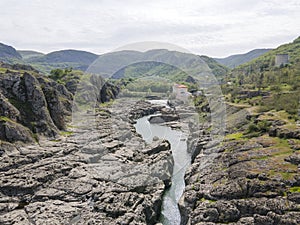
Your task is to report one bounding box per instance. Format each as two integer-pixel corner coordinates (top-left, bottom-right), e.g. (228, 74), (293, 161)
(275, 54), (289, 66)
(172, 84), (191, 102)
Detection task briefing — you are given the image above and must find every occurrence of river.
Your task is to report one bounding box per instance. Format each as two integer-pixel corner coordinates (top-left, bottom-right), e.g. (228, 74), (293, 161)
(134, 100), (191, 225)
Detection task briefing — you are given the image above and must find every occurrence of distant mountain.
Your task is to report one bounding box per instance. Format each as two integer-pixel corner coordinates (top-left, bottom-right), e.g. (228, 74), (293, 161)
(235, 36), (300, 72)
(18, 50), (44, 60)
(199, 55), (229, 78)
(26, 49), (99, 73)
(0, 43), (22, 63)
(88, 49), (226, 82)
(215, 49), (272, 68)
(29, 49), (98, 64)
(0, 44), (99, 73)
(88, 50), (143, 77)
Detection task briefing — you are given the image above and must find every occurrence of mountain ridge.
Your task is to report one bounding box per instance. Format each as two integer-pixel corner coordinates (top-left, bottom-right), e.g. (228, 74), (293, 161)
(215, 48), (272, 68)
(17, 50), (45, 60)
(0, 43), (22, 63)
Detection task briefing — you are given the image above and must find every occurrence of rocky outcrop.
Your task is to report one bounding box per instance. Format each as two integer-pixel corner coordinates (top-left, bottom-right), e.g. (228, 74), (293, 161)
(0, 92), (20, 122)
(269, 126), (300, 139)
(180, 107), (300, 225)
(141, 139), (170, 155)
(0, 62), (38, 72)
(0, 99), (174, 224)
(129, 100), (164, 120)
(37, 77), (73, 130)
(0, 118), (34, 143)
(0, 63), (74, 140)
(148, 114), (180, 124)
(0, 62), (122, 143)
(22, 72), (59, 135)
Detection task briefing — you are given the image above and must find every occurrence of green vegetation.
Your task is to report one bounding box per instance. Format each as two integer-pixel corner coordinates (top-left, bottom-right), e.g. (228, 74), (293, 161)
(18, 50), (44, 60)
(60, 131), (74, 136)
(0, 116), (12, 122)
(280, 172), (296, 180)
(200, 55), (229, 80)
(199, 197), (216, 203)
(26, 49), (98, 74)
(289, 186), (300, 193)
(225, 132), (244, 140)
(112, 61), (190, 83)
(246, 120), (271, 135)
(99, 99), (114, 107)
(215, 49), (272, 68)
(124, 76), (172, 93)
(49, 68), (73, 80)
(48, 68), (83, 92)
(223, 36), (300, 120)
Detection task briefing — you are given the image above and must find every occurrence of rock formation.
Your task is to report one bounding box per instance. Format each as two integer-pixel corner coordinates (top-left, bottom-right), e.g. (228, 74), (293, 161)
(0, 99), (174, 224)
(179, 104), (300, 225)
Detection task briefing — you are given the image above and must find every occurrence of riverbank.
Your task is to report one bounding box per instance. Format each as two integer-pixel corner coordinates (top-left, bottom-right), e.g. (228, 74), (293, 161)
(179, 103), (300, 225)
(0, 98), (174, 224)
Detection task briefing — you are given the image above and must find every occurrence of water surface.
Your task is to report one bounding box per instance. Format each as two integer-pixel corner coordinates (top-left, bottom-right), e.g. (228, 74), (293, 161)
(134, 104), (191, 225)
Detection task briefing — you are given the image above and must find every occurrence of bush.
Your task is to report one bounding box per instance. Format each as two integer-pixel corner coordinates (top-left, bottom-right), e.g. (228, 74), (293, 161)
(247, 123), (259, 133)
(247, 120), (270, 134)
(257, 120), (271, 132)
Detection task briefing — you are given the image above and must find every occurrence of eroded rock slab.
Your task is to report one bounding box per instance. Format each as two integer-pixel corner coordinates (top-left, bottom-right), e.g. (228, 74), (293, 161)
(0, 99), (174, 224)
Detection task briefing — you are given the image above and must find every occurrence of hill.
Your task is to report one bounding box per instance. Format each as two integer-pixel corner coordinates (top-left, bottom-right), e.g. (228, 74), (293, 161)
(235, 36), (300, 72)
(27, 49), (99, 73)
(30, 49), (98, 64)
(18, 50), (44, 60)
(223, 36), (300, 117)
(0, 43), (22, 63)
(215, 49), (272, 68)
(88, 49), (227, 81)
(199, 55), (229, 79)
(0, 44), (99, 73)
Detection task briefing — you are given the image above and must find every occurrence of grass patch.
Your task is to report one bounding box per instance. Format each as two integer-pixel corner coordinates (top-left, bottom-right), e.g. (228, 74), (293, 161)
(225, 132), (244, 141)
(99, 100), (114, 108)
(274, 138), (291, 149)
(60, 131), (74, 136)
(255, 155), (270, 160)
(0, 116), (12, 122)
(199, 197), (216, 203)
(280, 172), (296, 180)
(289, 186), (300, 193)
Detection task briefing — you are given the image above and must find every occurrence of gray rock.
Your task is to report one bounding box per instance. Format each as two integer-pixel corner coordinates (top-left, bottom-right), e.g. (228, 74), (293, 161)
(0, 119), (34, 143)
(0, 99), (177, 224)
(148, 114), (180, 124)
(0, 92), (20, 121)
(141, 139), (171, 155)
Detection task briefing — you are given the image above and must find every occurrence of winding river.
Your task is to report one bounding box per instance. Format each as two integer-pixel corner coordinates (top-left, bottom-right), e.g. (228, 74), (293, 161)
(134, 100), (191, 225)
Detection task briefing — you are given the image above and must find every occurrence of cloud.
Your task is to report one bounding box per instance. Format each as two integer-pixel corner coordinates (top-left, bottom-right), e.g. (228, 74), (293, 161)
(0, 0), (299, 57)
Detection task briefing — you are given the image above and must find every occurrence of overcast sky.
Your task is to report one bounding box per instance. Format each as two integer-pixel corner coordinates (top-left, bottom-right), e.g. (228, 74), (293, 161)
(0, 0), (299, 57)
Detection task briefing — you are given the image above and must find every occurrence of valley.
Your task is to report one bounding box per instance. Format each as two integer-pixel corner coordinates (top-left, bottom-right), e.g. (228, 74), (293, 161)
(0, 36), (300, 224)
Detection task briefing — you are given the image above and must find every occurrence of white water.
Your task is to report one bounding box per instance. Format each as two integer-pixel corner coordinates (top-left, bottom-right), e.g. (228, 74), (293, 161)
(134, 101), (191, 225)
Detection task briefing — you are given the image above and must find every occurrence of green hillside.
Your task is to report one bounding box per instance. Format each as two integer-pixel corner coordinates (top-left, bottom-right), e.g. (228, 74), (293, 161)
(224, 36), (300, 117)
(199, 55), (229, 79)
(235, 36), (300, 72)
(95, 49), (227, 81)
(0, 43), (22, 63)
(215, 49), (272, 68)
(27, 49), (99, 73)
(18, 50), (45, 60)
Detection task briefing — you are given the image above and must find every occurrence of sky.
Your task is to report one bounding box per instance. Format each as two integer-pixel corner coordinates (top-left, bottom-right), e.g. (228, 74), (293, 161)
(0, 0), (299, 57)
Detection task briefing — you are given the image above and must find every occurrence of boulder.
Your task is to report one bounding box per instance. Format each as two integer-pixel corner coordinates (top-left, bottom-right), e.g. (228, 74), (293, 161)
(0, 92), (20, 121)
(0, 118), (34, 143)
(141, 139), (171, 155)
(148, 114), (179, 124)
